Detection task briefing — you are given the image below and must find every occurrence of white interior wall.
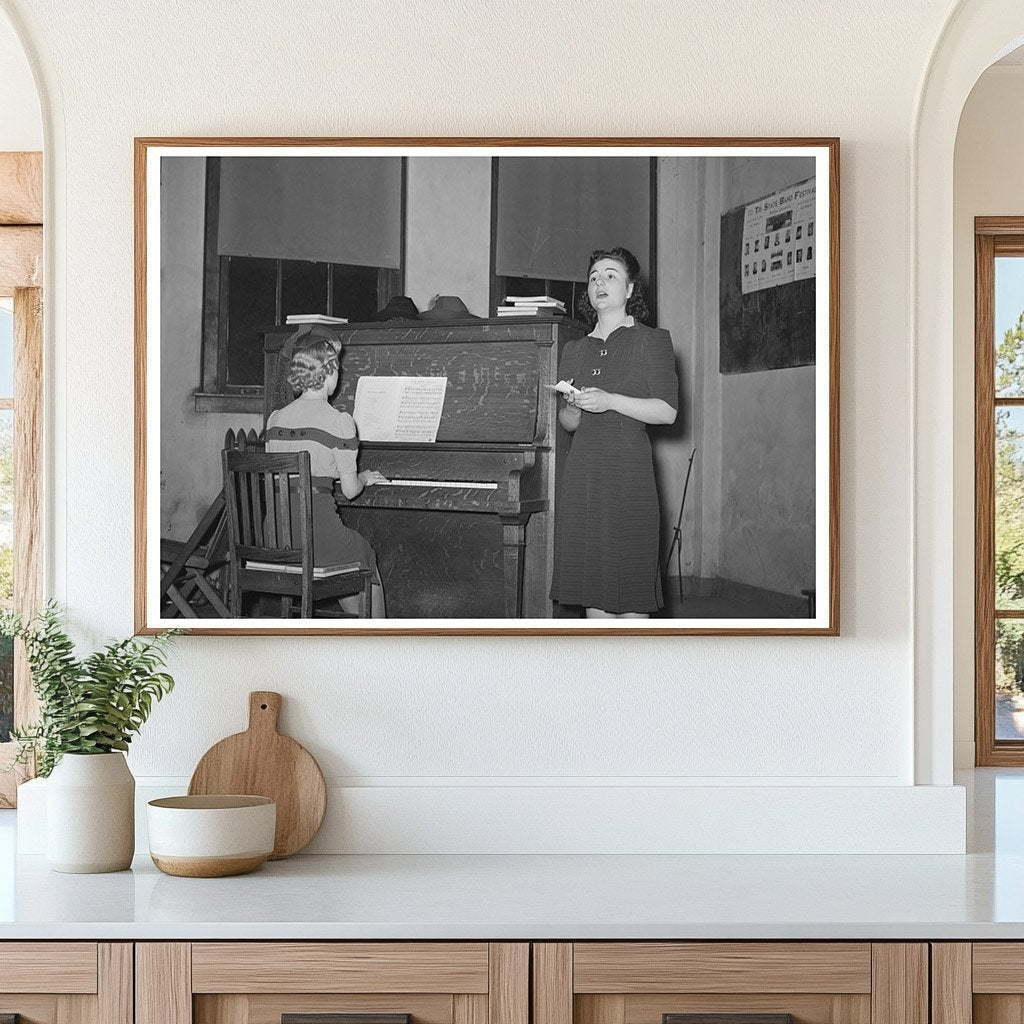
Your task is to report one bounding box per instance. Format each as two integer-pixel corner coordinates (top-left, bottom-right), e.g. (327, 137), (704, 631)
(952, 66), (1024, 768)
(0, 12), (39, 151)
(0, 0), (978, 853)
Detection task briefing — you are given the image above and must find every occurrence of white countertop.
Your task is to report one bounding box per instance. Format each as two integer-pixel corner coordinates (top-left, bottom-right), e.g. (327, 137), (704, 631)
(1, 769), (1022, 941)
(0, 849), (1021, 941)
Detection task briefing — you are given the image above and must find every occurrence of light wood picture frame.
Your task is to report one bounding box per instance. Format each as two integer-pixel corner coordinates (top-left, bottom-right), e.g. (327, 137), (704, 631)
(136, 137), (839, 636)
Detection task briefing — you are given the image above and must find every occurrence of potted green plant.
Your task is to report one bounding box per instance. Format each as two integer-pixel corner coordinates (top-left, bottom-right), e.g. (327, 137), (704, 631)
(2, 603), (178, 873)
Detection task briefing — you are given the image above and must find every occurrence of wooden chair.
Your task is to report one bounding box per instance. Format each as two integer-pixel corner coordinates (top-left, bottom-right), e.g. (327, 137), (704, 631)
(222, 449), (374, 619)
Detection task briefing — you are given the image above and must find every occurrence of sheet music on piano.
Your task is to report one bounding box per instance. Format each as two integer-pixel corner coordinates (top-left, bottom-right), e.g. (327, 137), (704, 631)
(353, 376), (448, 442)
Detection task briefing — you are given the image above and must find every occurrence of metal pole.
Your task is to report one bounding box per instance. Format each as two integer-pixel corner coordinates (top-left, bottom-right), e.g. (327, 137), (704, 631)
(664, 448), (697, 602)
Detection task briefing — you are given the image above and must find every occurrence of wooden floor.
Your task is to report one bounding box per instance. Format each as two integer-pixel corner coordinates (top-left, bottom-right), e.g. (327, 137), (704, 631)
(660, 580), (811, 619)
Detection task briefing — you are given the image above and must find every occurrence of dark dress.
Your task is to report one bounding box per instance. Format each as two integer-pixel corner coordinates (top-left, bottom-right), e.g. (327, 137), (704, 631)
(550, 322), (678, 614)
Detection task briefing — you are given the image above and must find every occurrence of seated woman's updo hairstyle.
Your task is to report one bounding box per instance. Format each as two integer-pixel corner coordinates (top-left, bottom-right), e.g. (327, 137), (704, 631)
(283, 325), (343, 394)
(576, 246), (650, 325)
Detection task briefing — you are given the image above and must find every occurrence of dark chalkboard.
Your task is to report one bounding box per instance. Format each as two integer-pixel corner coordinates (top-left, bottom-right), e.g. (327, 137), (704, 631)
(719, 200), (816, 375)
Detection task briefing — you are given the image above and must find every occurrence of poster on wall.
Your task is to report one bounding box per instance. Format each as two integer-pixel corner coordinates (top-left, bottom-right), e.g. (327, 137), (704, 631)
(136, 137), (839, 636)
(741, 178), (816, 294)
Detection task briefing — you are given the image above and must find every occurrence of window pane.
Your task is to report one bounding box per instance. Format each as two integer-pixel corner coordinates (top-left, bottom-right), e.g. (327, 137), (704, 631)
(997, 620), (1024, 740)
(0, 306), (13, 397)
(330, 264), (381, 322)
(0, 409), (12, 742)
(995, 256), (1024, 397)
(226, 256), (277, 388)
(997, 407), (1024, 609)
(280, 259), (328, 321)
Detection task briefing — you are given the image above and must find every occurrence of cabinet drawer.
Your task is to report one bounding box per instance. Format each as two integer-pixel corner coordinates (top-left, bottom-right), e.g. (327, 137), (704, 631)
(0, 942), (98, 993)
(139, 942), (528, 1024)
(191, 943), (490, 993)
(572, 944), (871, 994)
(0, 943), (130, 1024)
(534, 943), (926, 1024)
(937, 942), (1024, 1024)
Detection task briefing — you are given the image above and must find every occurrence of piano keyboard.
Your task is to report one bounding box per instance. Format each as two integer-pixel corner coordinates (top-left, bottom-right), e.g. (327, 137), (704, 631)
(385, 479), (498, 490)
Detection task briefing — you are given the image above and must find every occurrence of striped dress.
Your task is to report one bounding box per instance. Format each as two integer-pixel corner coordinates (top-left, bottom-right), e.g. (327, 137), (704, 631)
(549, 322), (679, 614)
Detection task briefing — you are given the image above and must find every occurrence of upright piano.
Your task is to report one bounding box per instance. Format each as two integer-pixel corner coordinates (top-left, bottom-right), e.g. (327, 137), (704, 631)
(263, 318), (588, 618)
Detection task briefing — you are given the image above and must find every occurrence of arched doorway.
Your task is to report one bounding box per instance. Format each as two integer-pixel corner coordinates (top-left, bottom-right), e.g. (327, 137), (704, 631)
(914, 1), (1024, 785)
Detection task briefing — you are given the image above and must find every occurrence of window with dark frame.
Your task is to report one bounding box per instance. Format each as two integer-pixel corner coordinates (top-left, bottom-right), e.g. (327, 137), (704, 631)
(197, 156), (405, 413)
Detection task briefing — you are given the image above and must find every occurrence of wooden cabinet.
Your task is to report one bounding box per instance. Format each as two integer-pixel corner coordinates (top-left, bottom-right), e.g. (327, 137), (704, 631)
(532, 944), (928, 1024)
(136, 944), (528, 1024)
(0, 943), (132, 1024)
(0, 938), (948, 1024)
(933, 943), (1019, 1024)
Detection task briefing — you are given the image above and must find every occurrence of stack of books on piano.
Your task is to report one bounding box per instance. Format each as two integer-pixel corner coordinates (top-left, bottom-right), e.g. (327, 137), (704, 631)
(285, 313), (349, 325)
(496, 296), (567, 317)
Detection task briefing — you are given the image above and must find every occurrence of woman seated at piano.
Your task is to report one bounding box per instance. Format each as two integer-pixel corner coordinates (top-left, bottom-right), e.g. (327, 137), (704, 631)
(550, 246), (679, 619)
(266, 324), (388, 618)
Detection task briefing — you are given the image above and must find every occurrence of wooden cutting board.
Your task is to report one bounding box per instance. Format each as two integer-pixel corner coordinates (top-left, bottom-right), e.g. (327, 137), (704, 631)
(188, 691), (326, 859)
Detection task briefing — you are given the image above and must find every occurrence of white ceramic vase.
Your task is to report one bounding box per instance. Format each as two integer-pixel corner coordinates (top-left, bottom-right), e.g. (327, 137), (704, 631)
(46, 752), (135, 873)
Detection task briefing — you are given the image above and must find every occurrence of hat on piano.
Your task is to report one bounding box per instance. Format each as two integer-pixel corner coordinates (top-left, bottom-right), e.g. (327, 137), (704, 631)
(419, 295), (481, 321)
(368, 295), (420, 321)
(281, 322), (343, 363)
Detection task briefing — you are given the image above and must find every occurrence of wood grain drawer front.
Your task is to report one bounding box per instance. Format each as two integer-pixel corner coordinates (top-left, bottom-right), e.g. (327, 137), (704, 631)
(0, 943), (98, 993)
(0, 944), (130, 1024)
(970, 943), (1024, 1024)
(973, 944), (1024, 992)
(191, 943), (491, 994)
(572, 944), (873, 995)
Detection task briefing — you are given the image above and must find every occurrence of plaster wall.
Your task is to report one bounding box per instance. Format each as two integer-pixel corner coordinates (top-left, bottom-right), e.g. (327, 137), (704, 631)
(717, 160), (816, 596)
(160, 158), (261, 539)
(0, 14), (39, 150)
(405, 156), (491, 317)
(651, 156), (816, 598)
(0, 0), (978, 852)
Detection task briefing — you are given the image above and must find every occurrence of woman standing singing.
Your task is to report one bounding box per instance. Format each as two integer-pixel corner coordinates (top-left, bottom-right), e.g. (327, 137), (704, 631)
(550, 247), (679, 618)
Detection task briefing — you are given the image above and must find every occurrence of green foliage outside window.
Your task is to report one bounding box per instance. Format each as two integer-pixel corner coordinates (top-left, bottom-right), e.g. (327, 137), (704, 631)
(996, 311), (1024, 693)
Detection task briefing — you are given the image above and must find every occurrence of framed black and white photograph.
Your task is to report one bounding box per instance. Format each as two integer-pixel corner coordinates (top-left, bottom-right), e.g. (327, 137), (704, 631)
(136, 138), (839, 635)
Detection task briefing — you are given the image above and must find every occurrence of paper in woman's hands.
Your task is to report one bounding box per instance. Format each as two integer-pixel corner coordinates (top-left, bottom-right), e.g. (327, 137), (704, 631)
(545, 379), (582, 396)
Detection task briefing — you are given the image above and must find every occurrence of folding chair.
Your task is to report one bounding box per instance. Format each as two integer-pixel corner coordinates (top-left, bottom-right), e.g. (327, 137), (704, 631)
(159, 427), (266, 617)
